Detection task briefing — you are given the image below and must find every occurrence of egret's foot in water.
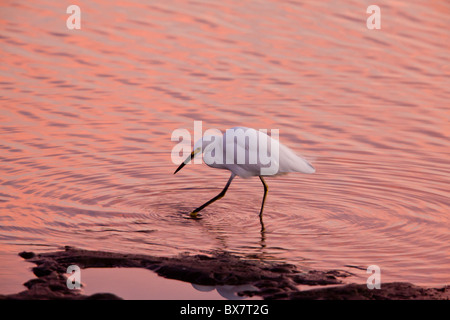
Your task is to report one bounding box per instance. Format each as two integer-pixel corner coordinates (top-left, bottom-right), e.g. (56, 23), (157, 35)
(188, 211), (202, 219)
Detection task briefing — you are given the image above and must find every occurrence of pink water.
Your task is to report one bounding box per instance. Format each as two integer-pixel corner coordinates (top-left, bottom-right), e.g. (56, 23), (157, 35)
(1, 0), (449, 294)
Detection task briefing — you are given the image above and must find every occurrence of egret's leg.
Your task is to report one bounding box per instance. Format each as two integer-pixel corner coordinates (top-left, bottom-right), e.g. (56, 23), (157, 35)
(259, 176), (268, 218)
(190, 173), (236, 218)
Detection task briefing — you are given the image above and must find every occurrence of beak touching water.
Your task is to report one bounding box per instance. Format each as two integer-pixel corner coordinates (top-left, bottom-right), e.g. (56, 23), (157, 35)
(174, 149), (197, 174)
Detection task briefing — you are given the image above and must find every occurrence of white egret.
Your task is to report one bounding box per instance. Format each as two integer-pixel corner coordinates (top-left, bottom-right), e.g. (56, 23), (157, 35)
(174, 127), (315, 218)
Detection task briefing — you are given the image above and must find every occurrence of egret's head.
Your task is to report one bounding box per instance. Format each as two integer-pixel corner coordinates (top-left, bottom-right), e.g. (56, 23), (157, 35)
(173, 136), (217, 174)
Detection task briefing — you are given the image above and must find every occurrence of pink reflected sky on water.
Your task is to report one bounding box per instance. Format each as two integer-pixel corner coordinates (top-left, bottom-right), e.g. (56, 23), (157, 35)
(0, 0), (449, 294)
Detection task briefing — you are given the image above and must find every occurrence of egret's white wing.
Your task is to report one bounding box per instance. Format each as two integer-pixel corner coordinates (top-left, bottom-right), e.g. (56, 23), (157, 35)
(277, 142), (315, 174)
(220, 127), (314, 177)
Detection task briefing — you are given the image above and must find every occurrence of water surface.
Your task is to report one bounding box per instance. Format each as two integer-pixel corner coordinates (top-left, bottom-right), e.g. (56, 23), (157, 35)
(1, 0), (449, 292)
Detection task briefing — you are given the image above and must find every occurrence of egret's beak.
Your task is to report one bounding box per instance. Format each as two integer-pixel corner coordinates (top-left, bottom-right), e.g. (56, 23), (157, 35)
(174, 149), (198, 174)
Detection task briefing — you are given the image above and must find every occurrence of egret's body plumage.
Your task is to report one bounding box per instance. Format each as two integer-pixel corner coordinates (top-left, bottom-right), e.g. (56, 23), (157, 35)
(174, 127), (315, 218)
